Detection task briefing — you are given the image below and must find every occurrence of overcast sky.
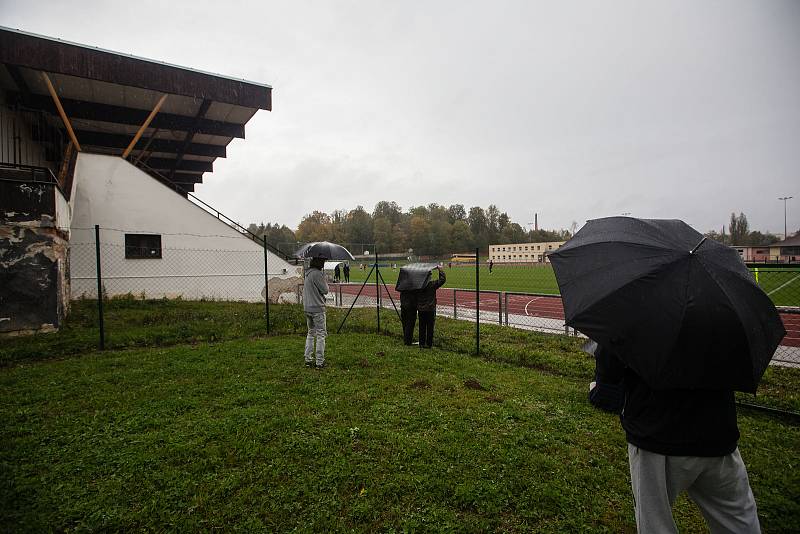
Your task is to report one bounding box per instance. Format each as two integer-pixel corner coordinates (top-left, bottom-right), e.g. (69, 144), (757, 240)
(3, 0), (799, 236)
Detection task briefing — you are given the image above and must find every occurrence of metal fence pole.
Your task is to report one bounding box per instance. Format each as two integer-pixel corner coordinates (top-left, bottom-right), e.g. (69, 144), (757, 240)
(498, 292), (502, 324)
(375, 248), (380, 333)
(338, 283), (343, 307)
(453, 289), (457, 319)
(94, 224), (105, 350)
(504, 292), (509, 326)
(475, 247), (480, 356)
(263, 237), (270, 334)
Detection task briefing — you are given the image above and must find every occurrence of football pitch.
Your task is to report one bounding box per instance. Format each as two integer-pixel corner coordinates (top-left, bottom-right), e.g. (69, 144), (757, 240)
(347, 263), (800, 307)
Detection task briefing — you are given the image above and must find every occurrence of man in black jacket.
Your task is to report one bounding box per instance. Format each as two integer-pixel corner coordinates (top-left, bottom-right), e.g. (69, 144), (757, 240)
(416, 267), (446, 348)
(589, 343), (760, 533)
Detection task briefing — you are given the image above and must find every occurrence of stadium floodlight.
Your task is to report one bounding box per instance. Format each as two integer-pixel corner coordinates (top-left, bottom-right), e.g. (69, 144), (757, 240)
(779, 196), (793, 240)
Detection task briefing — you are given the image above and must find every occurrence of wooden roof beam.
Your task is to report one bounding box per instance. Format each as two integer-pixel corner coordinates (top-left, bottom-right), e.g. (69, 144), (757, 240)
(169, 99), (211, 180)
(40, 72), (81, 151)
(122, 94), (167, 159)
(8, 92), (245, 138)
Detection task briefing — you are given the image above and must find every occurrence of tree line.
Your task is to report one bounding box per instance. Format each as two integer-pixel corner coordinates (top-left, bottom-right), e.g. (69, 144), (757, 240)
(248, 207), (787, 257)
(248, 201), (572, 256)
(703, 213), (782, 246)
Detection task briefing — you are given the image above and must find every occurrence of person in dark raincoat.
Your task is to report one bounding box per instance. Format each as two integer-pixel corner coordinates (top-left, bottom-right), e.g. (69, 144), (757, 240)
(343, 262), (350, 282)
(587, 342), (760, 533)
(416, 267), (446, 348)
(333, 263), (341, 283)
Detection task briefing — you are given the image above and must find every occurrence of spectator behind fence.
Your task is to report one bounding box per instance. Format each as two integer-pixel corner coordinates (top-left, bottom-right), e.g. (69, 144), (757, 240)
(343, 262), (350, 283)
(417, 266), (446, 349)
(399, 285), (418, 346)
(303, 255), (329, 369)
(587, 341), (761, 533)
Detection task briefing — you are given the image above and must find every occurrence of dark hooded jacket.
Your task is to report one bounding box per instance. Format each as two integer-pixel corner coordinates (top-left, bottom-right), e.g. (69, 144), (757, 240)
(591, 344), (739, 457)
(416, 269), (446, 312)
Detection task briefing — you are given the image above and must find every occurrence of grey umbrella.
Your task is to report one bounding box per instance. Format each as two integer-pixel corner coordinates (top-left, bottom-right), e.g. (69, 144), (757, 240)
(295, 241), (355, 261)
(395, 263), (439, 291)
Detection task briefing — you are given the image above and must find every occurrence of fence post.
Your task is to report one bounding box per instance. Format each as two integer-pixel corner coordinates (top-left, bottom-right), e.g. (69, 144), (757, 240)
(263, 237), (270, 334)
(498, 292), (502, 324)
(475, 247), (480, 356)
(504, 292), (509, 325)
(375, 248), (380, 333)
(338, 283), (343, 307)
(453, 289), (457, 319)
(94, 224), (105, 350)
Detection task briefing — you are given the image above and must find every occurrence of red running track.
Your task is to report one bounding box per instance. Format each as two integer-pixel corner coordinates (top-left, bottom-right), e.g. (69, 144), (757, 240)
(334, 283), (800, 348)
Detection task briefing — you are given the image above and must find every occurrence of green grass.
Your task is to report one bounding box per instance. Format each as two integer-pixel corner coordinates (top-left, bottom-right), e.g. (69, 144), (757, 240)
(1, 300), (799, 531)
(349, 264), (800, 306)
(752, 268), (800, 307)
(350, 264), (561, 294)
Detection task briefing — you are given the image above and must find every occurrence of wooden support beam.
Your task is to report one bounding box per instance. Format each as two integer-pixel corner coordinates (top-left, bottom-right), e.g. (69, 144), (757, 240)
(122, 94), (167, 159)
(146, 157), (212, 173)
(168, 99), (211, 180)
(57, 129), (227, 158)
(41, 72), (81, 151)
(9, 92), (246, 138)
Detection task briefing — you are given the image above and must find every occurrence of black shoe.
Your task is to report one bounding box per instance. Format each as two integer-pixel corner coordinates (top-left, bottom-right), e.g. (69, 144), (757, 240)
(305, 361), (314, 368)
(316, 362), (327, 370)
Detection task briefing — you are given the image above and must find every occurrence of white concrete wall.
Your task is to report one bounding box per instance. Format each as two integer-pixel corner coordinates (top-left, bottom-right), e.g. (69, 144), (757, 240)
(69, 153), (302, 302)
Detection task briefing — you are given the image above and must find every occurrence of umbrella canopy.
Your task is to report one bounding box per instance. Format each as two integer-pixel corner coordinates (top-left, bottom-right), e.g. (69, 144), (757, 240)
(396, 263), (439, 291)
(549, 216), (785, 393)
(295, 242), (355, 261)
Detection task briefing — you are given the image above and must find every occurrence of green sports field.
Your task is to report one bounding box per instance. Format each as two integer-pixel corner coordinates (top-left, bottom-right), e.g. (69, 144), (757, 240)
(347, 263), (800, 306)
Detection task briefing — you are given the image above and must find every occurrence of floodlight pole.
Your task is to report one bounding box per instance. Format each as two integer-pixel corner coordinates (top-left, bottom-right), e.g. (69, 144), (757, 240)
(779, 196), (793, 241)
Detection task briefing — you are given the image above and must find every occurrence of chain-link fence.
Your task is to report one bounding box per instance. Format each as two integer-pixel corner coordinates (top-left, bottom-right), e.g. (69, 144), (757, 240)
(68, 226), (304, 344)
(323, 255), (800, 367)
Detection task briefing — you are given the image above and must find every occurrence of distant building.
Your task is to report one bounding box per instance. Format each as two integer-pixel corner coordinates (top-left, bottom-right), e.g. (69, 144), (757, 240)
(488, 241), (566, 263)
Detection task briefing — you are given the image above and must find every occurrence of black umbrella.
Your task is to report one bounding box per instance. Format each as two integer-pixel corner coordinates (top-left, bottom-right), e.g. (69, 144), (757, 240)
(395, 263), (439, 291)
(295, 241), (355, 261)
(549, 216), (785, 393)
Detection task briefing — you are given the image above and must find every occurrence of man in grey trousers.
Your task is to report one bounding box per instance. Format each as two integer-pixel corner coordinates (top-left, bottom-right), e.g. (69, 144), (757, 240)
(303, 255), (329, 368)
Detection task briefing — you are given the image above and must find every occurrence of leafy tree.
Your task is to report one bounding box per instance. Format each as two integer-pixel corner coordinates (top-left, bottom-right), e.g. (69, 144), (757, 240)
(373, 217), (392, 251)
(729, 212), (749, 245)
(296, 211), (332, 243)
(372, 201), (403, 225)
(450, 220), (472, 252)
(447, 204), (466, 223)
(409, 216), (431, 255)
(429, 220), (452, 256)
(344, 206), (373, 245)
(467, 206), (487, 236)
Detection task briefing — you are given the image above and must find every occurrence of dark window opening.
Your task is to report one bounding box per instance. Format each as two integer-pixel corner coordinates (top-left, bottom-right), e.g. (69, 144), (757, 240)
(125, 234), (162, 259)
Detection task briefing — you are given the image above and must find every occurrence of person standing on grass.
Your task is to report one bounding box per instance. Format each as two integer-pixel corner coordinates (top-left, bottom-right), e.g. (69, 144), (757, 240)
(343, 262), (350, 283)
(587, 342), (761, 533)
(303, 255), (329, 369)
(488, 259), (493, 273)
(416, 266), (446, 348)
(399, 284), (419, 346)
(333, 263), (341, 283)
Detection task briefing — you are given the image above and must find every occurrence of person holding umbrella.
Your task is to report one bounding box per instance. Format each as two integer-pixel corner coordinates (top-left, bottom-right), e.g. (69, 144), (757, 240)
(296, 242), (356, 369)
(303, 253), (329, 368)
(416, 266), (446, 349)
(550, 217), (785, 534)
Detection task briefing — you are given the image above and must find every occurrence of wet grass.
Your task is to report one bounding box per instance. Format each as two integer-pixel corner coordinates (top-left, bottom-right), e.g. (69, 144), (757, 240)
(1, 300), (798, 531)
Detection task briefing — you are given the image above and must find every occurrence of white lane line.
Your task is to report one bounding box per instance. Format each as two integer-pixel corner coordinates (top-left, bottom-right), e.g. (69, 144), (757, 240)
(768, 273), (800, 296)
(524, 297), (542, 316)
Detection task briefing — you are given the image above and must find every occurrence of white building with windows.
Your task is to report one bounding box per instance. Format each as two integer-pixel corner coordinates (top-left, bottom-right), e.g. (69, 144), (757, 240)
(488, 241), (566, 263)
